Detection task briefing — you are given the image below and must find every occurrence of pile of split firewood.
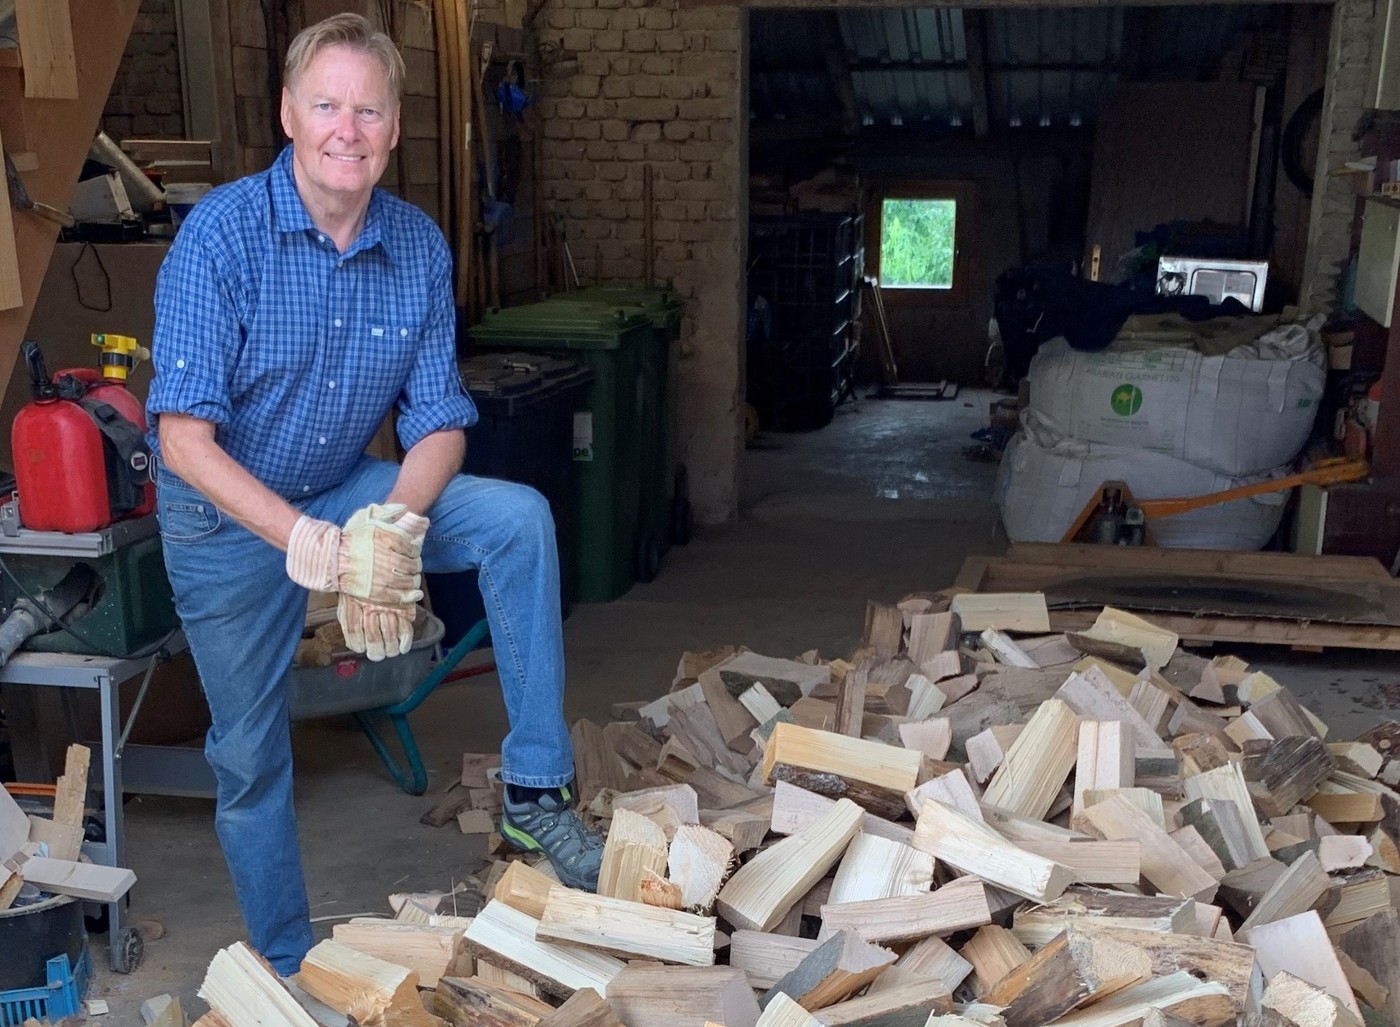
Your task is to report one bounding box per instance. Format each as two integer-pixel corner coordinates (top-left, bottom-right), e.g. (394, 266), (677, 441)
(193, 591), (1400, 1027)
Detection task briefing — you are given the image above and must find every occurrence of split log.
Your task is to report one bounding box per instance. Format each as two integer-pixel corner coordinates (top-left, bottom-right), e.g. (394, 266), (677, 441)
(605, 965), (760, 1027)
(763, 723), (921, 819)
(537, 988), (626, 1027)
(1074, 721), (1134, 817)
(537, 888), (715, 966)
(980, 698), (1079, 820)
(814, 980), (953, 1026)
(982, 925), (1152, 1027)
(729, 932), (822, 990)
(892, 935), (972, 993)
(716, 797), (862, 932)
(1245, 910), (1363, 1021)
(463, 901), (626, 999)
(761, 930), (895, 1011)
(959, 926), (1030, 997)
(1010, 888), (1196, 948)
(297, 940), (444, 1027)
(1245, 737), (1336, 817)
(819, 877), (992, 945)
(668, 824), (734, 912)
(1238, 850), (1330, 933)
(913, 799), (1072, 903)
(430, 976), (554, 1027)
(495, 859), (558, 920)
(1046, 973), (1233, 1027)
(769, 782), (913, 846)
(1261, 972), (1363, 1027)
(1182, 764), (1271, 862)
(331, 919), (462, 988)
(1079, 795), (1218, 901)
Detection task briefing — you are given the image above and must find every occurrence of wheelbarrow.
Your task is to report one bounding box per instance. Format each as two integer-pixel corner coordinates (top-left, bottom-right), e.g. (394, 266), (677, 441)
(288, 608), (492, 795)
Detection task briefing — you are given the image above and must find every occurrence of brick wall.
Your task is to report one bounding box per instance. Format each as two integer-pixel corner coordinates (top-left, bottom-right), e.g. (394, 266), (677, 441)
(527, 0), (746, 525)
(1302, 0), (1380, 313)
(102, 0), (185, 141)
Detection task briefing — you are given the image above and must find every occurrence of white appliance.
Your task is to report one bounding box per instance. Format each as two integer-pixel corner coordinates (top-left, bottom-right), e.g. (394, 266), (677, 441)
(1356, 198), (1400, 328)
(1156, 257), (1269, 312)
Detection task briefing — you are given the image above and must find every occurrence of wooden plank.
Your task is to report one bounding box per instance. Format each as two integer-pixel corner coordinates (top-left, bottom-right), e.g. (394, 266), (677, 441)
(48, 744), (89, 862)
(981, 698), (1079, 820)
(828, 832), (935, 905)
(463, 900), (626, 999)
(0, 123), (23, 311)
(913, 799), (1073, 903)
(14, 0), (78, 98)
(982, 926), (1152, 1027)
(716, 797), (862, 932)
(949, 594), (1050, 634)
(819, 877), (992, 945)
(605, 965), (760, 1027)
(1, 778), (29, 862)
(17, 855), (134, 901)
(762, 929), (895, 1011)
(537, 888), (715, 966)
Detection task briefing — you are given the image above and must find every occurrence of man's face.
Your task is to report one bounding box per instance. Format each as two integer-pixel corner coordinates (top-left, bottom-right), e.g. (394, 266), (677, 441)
(280, 44), (400, 211)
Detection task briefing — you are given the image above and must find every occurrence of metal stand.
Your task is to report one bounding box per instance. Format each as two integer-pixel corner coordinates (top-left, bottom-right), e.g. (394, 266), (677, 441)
(0, 513), (211, 973)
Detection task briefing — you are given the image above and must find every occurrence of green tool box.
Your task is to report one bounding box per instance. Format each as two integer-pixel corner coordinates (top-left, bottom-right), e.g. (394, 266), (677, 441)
(469, 303), (653, 603)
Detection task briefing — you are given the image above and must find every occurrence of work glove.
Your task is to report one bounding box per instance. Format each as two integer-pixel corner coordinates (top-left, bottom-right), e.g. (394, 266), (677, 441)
(335, 506), (432, 662)
(337, 592), (416, 661)
(285, 503), (423, 604)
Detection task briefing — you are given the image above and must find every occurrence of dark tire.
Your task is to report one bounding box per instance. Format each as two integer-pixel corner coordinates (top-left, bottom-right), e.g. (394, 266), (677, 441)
(113, 926), (144, 974)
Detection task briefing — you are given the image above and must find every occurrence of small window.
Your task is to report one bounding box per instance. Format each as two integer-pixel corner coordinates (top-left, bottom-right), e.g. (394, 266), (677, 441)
(879, 198), (957, 289)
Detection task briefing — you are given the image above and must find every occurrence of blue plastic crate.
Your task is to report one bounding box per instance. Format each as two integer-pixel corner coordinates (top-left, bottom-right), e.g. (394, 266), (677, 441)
(0, 950), (91, 1026)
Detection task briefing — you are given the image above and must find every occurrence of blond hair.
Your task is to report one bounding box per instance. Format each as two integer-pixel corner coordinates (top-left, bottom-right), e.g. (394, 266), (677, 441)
(283, 13), (404, 104)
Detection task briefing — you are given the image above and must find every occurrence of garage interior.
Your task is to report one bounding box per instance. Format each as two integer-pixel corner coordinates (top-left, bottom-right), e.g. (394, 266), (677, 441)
(3, 0), (1400, 1024)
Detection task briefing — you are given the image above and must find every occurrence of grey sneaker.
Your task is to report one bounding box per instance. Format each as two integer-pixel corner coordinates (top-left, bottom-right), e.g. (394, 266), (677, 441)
(500, 784), (605, 891)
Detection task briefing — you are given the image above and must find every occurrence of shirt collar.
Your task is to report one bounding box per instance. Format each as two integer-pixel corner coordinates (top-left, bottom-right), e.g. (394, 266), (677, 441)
(267, 145), (392, 262)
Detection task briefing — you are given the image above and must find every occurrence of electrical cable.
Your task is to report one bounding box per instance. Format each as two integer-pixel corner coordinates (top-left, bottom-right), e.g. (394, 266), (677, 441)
(0, 552), (179, 662)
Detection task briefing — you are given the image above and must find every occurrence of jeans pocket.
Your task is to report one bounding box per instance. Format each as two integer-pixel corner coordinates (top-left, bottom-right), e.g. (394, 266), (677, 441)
(158, 488), (223, 544)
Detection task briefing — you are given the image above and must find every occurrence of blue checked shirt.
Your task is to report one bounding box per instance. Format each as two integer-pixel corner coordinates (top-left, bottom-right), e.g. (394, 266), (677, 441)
(147, 146), (477, 500)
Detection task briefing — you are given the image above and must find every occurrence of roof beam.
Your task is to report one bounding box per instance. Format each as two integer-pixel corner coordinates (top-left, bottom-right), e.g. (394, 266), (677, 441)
(962, 10), (992, 137)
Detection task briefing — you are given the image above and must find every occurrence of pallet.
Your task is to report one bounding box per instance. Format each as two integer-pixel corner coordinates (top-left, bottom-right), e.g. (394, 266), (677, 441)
(956, 544), (1400, 652)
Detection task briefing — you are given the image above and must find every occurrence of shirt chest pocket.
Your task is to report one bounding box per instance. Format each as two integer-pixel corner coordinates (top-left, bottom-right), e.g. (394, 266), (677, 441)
(345, 320), (422, 386)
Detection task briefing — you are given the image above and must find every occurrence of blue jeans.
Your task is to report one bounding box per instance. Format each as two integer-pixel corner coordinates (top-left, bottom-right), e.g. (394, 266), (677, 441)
(156, 456), (573, 974)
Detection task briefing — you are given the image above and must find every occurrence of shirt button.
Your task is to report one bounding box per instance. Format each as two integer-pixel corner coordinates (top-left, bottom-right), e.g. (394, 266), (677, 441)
(318, 437), (326, 445)
(176, 359), (186, 368)
(400, 328), (408, 337)
(334, 318), (342, 327)
(302, 485), (310, 493)
(317, 235), (325, 243)
(327, 381), (336, 389)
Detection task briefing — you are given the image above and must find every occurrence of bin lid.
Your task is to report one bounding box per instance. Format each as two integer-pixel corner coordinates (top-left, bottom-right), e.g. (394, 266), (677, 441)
(458, 354), (542, 397)
(470, 301), (652, 351)
(565, 285), (685, 330)
(490, 351), (593, 390)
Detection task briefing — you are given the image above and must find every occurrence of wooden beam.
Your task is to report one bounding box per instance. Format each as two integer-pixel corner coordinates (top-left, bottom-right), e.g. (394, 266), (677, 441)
(913, 799), (1072, 903)
(14, 0), (78, 98)
(537, 888), (716, 966)
(961, 9), (992, 137)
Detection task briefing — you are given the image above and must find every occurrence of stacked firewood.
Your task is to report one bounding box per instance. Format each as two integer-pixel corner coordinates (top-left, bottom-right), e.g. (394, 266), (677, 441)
(195, 591), (1400, 1027)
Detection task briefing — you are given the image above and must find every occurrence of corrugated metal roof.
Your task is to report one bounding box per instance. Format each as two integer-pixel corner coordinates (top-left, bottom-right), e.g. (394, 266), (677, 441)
(750, 4), (1287, 133)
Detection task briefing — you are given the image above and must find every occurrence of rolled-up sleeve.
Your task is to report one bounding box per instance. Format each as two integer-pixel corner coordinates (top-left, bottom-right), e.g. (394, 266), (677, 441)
(146, 219), (242, 427)
(394, 249), (478, 451)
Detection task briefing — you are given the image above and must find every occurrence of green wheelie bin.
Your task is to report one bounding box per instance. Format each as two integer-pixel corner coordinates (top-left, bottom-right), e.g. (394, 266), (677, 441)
(469, 302), (653, 603)
(566, 285), (688, 581)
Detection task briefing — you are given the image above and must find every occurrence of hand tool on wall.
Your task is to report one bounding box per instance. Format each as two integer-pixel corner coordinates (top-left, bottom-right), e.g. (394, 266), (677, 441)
(4, 148), (74, 227)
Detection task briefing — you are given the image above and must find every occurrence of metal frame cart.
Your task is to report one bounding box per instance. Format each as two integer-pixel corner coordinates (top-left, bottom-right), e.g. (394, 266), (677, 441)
(0, 513), (207, 974)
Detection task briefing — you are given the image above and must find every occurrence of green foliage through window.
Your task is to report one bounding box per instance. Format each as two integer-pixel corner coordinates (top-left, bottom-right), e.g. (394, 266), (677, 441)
(880, 198), (956, 289)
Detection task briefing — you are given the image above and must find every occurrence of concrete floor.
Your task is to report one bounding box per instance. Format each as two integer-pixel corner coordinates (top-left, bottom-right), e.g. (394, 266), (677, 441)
(57, 391), (1400, 1023)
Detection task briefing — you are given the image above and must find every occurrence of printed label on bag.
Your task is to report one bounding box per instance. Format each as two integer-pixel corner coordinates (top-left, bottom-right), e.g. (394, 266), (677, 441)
(573, 412), (594, 462)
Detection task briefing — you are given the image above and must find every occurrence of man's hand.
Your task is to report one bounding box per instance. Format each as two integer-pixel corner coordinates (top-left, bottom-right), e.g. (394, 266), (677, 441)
(285, 504), (423, 605)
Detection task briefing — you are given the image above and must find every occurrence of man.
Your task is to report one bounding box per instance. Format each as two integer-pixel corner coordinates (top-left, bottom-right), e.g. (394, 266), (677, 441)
(146, 13), (602, 977)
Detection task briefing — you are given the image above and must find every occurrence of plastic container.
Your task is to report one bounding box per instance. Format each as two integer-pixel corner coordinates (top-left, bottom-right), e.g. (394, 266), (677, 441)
(0, 896), (85, 992)
(287, 611), (445, 720)
(469, 303), (652, 603)
(565, 286), (686, 578)
(425, 352), (592, 646)
(0, 950), (90, 1026)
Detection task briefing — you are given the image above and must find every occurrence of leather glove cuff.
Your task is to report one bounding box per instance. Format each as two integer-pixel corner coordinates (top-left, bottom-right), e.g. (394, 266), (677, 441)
(286, 515), (341, 592)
